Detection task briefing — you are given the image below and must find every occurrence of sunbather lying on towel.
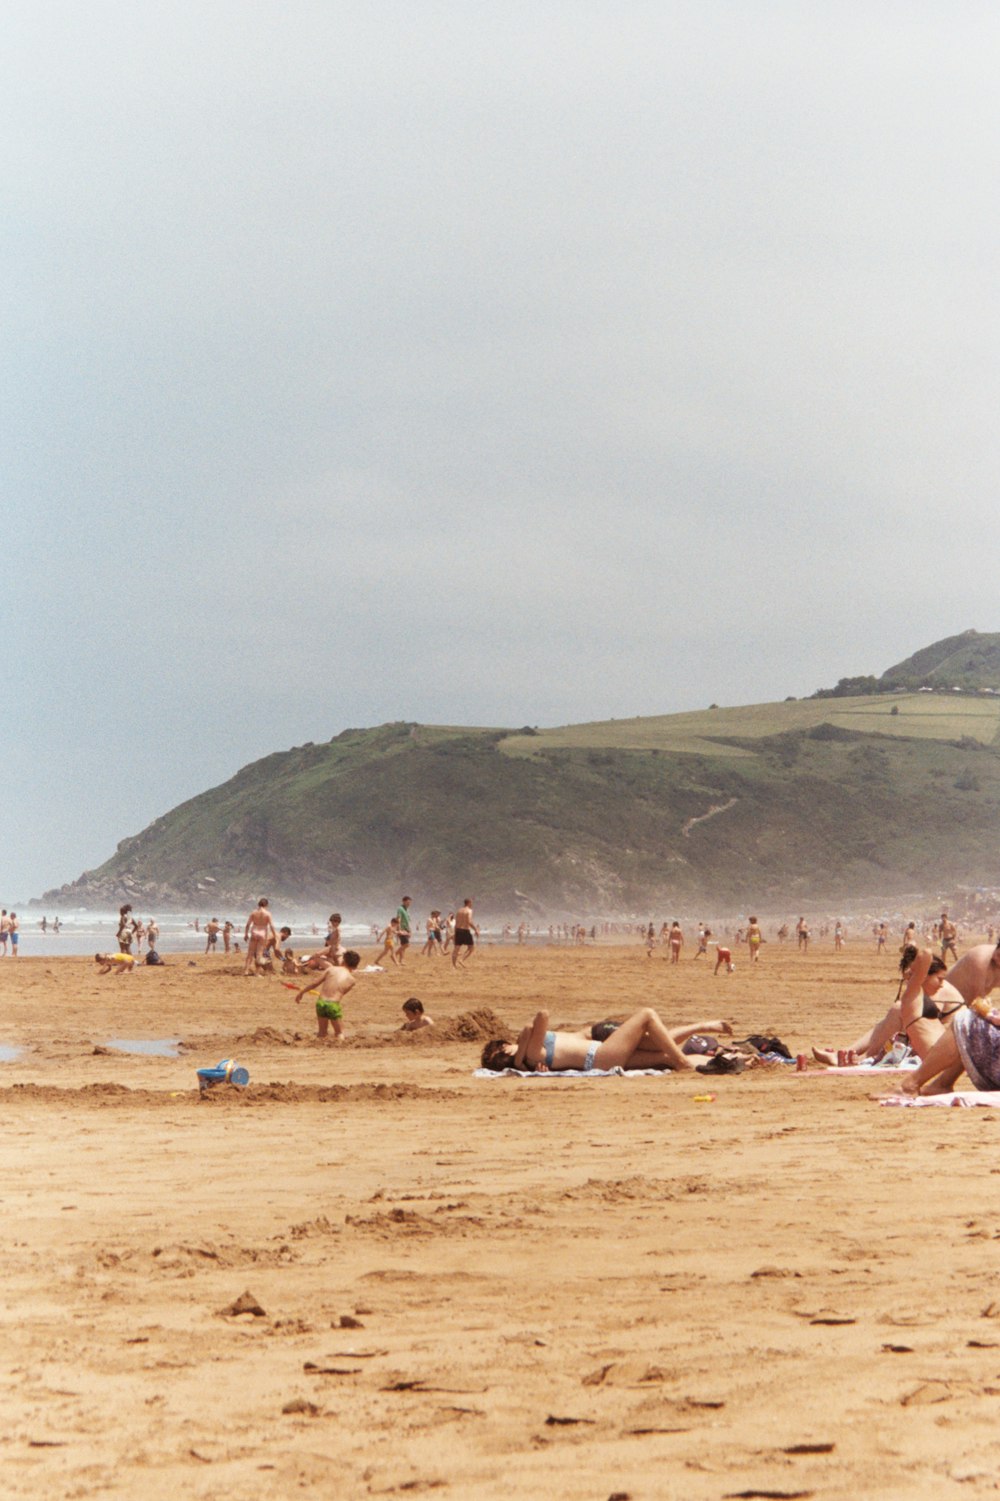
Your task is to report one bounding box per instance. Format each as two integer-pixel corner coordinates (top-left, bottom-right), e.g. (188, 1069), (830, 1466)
(812, 947), (964, 1066)
(480, 1007), (735, 1074)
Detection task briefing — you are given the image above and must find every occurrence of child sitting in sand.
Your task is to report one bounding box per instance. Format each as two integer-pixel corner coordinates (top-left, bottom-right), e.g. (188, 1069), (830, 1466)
(481, 1007), (737, 1074)
(95, 952), (137, 976)
(400, 998), (434, 1031)
(292, 952), (361, 1041)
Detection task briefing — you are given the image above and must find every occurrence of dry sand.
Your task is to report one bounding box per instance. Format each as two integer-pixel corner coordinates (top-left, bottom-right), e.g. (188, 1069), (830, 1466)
(2, 937), (1000, 1499)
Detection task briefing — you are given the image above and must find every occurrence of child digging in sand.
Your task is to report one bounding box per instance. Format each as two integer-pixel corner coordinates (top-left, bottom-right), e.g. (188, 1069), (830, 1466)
(292, 952), (361, 1041)
(95, 951), (137, 976)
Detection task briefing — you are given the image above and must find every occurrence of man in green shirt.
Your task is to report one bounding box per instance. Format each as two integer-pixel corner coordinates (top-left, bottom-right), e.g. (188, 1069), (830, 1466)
(396, 896), (413, 965)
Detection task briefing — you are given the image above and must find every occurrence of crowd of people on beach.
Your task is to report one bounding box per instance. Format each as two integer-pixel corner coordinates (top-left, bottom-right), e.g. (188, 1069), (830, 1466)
(51, 888), (1000, 1097)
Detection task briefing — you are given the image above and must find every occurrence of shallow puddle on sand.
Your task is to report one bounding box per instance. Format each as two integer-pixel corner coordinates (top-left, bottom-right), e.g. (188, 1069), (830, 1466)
(0, 1044), (24, 1062)
(104, 1038), (182, 1058)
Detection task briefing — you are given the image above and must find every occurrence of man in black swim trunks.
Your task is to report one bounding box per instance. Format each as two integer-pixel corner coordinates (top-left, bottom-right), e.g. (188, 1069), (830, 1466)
(451, 898), (480, 968)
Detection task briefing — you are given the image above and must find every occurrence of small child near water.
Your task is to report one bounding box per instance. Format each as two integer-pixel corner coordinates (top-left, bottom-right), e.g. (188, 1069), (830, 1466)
(292, 952), (361, 1041)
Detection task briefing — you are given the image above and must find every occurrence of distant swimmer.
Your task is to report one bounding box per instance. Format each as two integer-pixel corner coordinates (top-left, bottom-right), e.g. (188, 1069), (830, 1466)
(94, 948), (136, 972)
(451, 898), (480, 969)
(292, 951), (361, 1041)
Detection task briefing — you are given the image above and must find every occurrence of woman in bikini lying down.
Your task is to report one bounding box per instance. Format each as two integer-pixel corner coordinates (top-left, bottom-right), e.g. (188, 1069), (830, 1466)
(480, 1006), (735, 1073)
(812, 946), (964, 1066)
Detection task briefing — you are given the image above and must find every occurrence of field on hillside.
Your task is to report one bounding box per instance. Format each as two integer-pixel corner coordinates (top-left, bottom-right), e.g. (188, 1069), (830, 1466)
(3, 935), (1000, 1499)
(500, 692), (1000, 759)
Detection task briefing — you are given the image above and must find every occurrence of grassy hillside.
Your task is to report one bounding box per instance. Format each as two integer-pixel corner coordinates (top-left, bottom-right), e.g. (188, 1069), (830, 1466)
(879, 630), (1000, 691)
(41, 696), (1000, 916)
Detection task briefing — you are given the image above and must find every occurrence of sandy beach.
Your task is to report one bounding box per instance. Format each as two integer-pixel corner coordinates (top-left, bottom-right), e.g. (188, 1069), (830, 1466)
(2, 937), (1000, 1499)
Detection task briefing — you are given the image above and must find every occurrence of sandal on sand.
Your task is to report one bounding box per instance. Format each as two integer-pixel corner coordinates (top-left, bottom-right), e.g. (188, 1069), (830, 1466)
(696, 1052), (745, 1076)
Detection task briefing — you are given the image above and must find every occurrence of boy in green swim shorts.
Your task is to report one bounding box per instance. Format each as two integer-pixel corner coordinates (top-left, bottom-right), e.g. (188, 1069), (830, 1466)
(292, 951), (361, 1040)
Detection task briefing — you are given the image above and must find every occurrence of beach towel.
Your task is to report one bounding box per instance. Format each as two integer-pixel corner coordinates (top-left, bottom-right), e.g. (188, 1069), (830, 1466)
(878, 1091), (1000, 1108)
(804, 1060), (919, 1076)
(474, 1066), (671, 1080)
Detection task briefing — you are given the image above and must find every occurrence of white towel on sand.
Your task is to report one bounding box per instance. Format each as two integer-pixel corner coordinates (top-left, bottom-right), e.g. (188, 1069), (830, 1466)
(474, 1066), (668, 1079)
(878, 1090), (1000, 1108)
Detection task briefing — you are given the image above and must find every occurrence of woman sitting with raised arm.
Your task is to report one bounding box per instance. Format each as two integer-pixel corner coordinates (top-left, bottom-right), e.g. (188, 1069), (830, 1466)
(481, 1006), (735, 1074)
(813, 946), (963, 1066)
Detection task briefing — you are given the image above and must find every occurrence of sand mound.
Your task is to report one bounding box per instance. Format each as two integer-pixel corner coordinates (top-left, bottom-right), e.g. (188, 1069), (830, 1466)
(433, 1007), (511, 1042)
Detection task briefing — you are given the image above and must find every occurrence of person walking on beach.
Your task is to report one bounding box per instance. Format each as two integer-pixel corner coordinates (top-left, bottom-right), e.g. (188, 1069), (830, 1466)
(375, 917), (401, 966)
(396, 896), (413, 964)
(421, 911), (444, 957)
(9, 914), (18, 957)
(668, 921), (683, 963)
(146, 918), (159, 951)
(222, 920), (232, 953)
(292, 951), (361, 1041)
(205, 918), (221, 954)
(940, 911), (959, 962)
(243, 898), (277, 977)
(747, 916), (762, 963)
(452, 898), (480, 968)
(0, 911), (9, 956)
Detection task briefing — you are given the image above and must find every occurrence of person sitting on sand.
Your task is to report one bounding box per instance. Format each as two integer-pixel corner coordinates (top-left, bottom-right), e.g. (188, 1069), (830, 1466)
(300, 916), (344, 972)
(400, 998), (434, 1031)
(480, 1007), (737, 1074)
(812, 947), (964, 1066)
(939, 940), (1000, 1007)
(895, 991), (1000, 1097)
(95, 951), (137, 976)
(292, 951), (361, 1041)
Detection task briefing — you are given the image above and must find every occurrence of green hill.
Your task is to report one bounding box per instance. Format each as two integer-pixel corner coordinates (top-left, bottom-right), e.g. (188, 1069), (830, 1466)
(40, 664), (1000, 916)
(878, 630), (1000, 692)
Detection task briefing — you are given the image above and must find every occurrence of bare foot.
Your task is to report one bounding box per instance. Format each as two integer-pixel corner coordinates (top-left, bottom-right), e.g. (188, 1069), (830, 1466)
(812, 1047), (837, 1066)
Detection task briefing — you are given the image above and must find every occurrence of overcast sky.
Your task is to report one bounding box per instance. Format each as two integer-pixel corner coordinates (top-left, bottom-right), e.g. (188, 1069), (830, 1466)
(4, 2), (999, 900)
